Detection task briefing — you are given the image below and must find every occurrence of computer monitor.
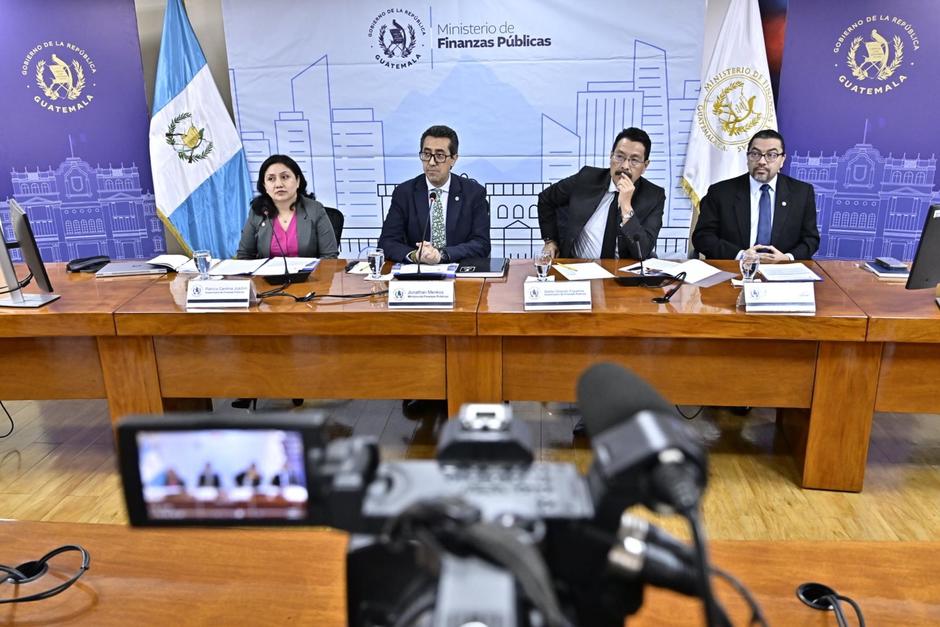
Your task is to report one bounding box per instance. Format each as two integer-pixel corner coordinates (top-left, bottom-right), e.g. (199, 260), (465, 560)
(0, 199), (60, 308)
(906, 204), (940, 307)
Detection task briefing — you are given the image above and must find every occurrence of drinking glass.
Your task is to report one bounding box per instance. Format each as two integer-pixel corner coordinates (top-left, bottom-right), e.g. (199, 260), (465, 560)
(367, 248), (385, 279)
(740, 250), (760, 282)
(193, 250), (211, 280)
(534, 251), (552, 281)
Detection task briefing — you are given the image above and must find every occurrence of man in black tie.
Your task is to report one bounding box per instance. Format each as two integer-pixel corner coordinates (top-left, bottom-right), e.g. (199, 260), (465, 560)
(538, 127), (665, 260)
(691, 129), (819, 262)
(378, 125), (490, 263)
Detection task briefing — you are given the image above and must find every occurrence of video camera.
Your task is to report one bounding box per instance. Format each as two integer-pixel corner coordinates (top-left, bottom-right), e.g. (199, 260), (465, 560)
(116, 363), (738, 627)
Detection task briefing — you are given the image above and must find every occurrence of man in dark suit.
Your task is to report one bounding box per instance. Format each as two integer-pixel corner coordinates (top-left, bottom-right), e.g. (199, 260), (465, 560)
(538, 127), (665, 260)
(691, 129), (820, 261)
(378, 125), (490, 263)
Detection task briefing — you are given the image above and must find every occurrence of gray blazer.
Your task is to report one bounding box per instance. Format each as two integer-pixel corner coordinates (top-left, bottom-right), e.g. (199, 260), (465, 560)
(236, 196), (338, 259)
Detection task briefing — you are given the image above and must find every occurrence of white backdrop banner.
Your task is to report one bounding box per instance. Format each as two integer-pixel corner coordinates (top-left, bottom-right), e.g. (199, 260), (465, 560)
(222, 0), (705, 256)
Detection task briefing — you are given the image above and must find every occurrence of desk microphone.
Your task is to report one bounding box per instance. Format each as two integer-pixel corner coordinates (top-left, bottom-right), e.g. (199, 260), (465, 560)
(265, 208), (307, 287)
(615, 233), (670, 287)
(397, 190), (446, 281)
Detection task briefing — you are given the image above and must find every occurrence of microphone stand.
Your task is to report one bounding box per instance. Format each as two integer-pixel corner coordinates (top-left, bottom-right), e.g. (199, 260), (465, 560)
(396, 190), (447, 281)
(615, 234), (670, 287)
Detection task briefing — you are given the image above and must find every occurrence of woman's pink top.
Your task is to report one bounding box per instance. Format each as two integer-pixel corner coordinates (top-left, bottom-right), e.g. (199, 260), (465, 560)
(270, 213), (299, 257)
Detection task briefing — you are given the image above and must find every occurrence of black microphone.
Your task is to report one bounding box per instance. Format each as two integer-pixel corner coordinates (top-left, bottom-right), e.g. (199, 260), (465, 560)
(396, 190), (446, 281)
(266, 208), (293, 286)
(614, 234), (669, 287)
(632, 234), (647, 276)
(577, 363), (707, 523)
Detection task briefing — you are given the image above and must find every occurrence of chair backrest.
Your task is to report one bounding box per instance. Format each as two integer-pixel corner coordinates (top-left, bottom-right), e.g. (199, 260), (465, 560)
(324, 206), (344, 242)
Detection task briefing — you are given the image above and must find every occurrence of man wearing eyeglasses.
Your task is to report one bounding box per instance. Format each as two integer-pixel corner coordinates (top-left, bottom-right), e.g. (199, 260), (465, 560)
(378, 125), (490, 263)
(691, 129), (819, 262)
(537, 127), (665, 260)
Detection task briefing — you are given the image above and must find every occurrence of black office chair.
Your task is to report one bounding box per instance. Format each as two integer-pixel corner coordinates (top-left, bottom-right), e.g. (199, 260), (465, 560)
(324, 206), (344, 244)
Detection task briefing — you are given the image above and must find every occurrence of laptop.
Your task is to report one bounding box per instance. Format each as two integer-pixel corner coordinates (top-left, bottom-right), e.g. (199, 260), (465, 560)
(96, 260), (168, 278)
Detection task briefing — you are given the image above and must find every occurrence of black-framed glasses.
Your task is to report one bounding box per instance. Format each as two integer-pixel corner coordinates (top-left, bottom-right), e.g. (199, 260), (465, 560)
(611, 153), (646, 168)
(418, 151), (452, 164)
(746, 150), (783, 163)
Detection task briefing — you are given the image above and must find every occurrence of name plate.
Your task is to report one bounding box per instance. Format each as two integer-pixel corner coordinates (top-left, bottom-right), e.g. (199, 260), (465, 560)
(743, 282), (815, 314)
(524, 280), (592, 311)
(387, 279), (455, 309)
(186, 279), (257, 310)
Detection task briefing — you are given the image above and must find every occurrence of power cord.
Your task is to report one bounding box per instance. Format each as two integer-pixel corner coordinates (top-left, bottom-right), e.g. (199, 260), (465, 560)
(712, 565), (768, 626)
(0, 544), (90, 603)
(675, 405), (704, 420)
(259, 289), (389, 303)
(0, 401), (13, 438)
(796, 582), (865, 627)
(0, 272), (32, 295)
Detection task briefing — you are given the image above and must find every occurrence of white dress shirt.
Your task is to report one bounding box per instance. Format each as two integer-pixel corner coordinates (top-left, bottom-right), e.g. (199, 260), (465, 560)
(573, 180), (617, 259)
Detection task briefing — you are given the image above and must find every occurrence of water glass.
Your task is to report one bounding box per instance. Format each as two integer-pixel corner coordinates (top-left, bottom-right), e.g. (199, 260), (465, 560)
(193, 250), (211, 280)
(534, 251), (552, 282)
(740, 250), (760, 282)
(367, 248), (385, 279)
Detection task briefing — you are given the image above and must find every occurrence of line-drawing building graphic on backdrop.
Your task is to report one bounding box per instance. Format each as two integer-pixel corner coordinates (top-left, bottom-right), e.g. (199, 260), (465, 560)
(789, 125), (940, 261)
(0, 141), (164, 263)
(231, 40), (700, 257)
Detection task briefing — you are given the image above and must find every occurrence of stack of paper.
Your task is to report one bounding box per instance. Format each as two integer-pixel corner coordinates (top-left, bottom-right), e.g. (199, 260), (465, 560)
(553, 262), (615, 281)
(758, 263), (822, 282)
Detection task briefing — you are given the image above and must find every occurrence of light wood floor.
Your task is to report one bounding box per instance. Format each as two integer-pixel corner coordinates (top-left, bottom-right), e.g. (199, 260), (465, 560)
(1, 398), (938, 540)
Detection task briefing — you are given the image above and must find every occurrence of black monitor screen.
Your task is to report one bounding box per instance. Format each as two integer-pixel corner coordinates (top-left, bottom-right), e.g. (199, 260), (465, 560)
(9, 199), (54, 293)
(136, 429), (309, 521)
(907, 204), (940, 290)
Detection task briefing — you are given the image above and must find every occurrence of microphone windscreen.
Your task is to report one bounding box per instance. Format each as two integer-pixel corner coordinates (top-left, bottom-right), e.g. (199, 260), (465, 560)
(576, 363), (675, 438)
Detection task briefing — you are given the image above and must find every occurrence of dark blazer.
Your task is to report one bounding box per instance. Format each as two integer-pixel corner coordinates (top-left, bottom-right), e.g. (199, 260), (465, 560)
(378, 174), (490, 263)
(537, 166), (665, 259)
(691, 173), (820, 260)
(236, 196), (339, 259)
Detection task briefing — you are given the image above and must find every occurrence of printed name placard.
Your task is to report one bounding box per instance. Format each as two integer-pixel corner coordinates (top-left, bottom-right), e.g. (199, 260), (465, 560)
(186, 279), (257, 310)
(523, 280), (592, 311)
(743, 282), (815, 314)
(387, 280), (455, 309)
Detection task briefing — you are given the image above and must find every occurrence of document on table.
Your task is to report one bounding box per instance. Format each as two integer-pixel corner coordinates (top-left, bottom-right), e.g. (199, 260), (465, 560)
(252, 257), (320, 276)
(620, 258), (727, 286)
(759, 263), (822, 282)
(209, 258), (268, 276)
(553, 262), (615, 281)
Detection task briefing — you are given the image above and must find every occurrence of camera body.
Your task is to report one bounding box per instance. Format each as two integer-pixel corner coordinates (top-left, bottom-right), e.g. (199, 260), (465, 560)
(117, 400), (706, 626)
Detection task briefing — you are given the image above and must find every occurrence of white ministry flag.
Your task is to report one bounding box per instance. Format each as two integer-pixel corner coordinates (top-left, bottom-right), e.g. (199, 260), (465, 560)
(149, 0), (252, 258)
(682, 0), (776, 211)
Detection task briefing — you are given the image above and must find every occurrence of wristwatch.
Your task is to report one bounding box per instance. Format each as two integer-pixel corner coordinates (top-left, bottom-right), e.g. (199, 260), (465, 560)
(621, 209), (635, 224)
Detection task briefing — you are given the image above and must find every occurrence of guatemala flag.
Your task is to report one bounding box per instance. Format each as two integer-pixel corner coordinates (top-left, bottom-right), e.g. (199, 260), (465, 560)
(149, 0), (251, 258)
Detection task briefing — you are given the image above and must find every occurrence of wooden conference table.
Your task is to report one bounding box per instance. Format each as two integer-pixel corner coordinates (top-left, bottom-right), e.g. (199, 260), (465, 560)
(8, 259), (934, 492)
(108, 259), (486, 419)
(0, 266), (157, 405)
(818, 261), (940, 416)
(3, 520), (938, 625)
(474, 259), (873, 491)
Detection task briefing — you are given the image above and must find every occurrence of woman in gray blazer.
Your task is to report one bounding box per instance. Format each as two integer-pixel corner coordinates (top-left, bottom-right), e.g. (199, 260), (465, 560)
(236, 154), (338, 259)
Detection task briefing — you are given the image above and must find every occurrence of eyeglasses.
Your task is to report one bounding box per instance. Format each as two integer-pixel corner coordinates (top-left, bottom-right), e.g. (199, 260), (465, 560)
(419, 151), (453, 164)
(746, 150), (783, 163)
(611, 153), (647, 168)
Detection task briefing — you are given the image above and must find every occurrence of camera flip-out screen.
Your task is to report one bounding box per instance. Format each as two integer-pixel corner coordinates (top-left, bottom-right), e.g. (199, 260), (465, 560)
(118, 415), (324, 526)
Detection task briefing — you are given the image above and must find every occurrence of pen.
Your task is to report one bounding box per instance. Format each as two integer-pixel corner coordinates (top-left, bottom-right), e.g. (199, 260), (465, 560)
(554, 262), (577, 270)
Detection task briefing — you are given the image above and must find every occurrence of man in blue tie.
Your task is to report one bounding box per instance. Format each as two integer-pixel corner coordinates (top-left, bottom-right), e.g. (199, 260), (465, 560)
(691, 129), (820, 262)
(379, 125), (490, 263)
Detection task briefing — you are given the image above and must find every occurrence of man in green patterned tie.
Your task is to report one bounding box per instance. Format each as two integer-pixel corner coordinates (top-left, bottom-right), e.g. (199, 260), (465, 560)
(379, 125), (491, 263)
